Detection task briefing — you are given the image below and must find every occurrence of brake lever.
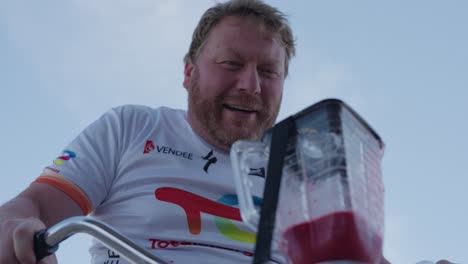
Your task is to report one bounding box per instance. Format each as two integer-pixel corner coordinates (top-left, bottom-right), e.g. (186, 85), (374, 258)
(34, 229), (60, 261)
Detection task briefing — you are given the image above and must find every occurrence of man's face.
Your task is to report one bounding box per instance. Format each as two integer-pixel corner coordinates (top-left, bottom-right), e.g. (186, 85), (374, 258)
(183, 15), (286, 151)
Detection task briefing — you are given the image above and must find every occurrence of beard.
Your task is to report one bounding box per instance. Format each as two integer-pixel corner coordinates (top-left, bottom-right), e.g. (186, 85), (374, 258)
(187, 68), (281, 150)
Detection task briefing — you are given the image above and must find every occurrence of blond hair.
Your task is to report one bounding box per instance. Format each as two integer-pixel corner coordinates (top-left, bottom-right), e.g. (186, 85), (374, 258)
(184, 0), (296, 76)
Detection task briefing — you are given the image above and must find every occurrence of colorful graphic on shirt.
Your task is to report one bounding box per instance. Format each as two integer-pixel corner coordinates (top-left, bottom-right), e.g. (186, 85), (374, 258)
(215, 194), (262, 243)
(155, 187), (262, 244)
(155, 187), (241, 234)
(53, 150), (76, 165)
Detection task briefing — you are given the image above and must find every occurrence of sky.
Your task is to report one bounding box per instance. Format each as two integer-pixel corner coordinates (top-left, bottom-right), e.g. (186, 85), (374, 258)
(1, 0), (467, 263)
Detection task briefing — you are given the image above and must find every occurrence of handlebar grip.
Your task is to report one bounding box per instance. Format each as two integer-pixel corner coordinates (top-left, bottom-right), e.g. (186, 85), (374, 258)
(34, 229), (59, 261)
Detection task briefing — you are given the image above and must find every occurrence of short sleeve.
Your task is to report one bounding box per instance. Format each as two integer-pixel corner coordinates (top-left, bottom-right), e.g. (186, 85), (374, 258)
(38, 106), (127, 212)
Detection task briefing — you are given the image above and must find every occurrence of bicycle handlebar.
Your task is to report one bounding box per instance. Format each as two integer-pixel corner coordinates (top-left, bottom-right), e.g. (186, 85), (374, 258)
(33, 216), (169, 264)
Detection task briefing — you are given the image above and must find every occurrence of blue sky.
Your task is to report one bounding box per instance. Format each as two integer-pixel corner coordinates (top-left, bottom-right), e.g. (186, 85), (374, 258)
(1, 1), (467, 263)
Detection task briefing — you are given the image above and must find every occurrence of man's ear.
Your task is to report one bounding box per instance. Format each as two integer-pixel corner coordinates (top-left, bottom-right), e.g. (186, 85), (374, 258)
(183, 60), (195, 90)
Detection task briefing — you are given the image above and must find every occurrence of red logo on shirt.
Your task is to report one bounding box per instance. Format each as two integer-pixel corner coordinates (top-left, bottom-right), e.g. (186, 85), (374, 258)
(155, 187), (242, 235)
(143, 140), (155, 154)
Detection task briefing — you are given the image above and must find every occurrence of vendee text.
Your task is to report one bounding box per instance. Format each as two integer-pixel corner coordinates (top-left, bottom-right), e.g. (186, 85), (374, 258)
(156, 145), (193, 160)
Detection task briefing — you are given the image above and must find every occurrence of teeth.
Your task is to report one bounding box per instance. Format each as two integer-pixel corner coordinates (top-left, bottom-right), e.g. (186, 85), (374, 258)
(232, 106), (251, 111)
(225, 104), (255, 112)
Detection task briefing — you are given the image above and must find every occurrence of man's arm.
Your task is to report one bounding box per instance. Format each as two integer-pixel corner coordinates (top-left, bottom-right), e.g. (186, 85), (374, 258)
(0, 182), (83, 263)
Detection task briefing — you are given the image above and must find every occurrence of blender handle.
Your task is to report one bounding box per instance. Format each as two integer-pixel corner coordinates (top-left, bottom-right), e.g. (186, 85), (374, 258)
(230, 140), (268, 231)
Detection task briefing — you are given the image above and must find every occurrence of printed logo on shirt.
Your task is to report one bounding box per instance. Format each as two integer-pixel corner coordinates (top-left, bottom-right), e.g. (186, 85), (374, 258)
(215, 194), (262, 243)
(248, 167), (266, 178)
(143, 140), (155, 154)
(144, 140), (193, 160)
(156, 145), (193, 160)
(104, 250), (121, 264)
(53, 150), (76, 165)
(155, 187), (262, 244)
(201, 150), (217, 173)
(148, 237), (253, 257)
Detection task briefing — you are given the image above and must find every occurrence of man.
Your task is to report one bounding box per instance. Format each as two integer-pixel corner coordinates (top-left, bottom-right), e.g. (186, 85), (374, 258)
(0, 0), (403, 263)
(0, 1), (293, 263)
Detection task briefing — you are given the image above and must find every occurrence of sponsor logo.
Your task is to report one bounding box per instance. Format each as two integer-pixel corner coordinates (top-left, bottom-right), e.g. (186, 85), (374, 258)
(104, 250), (121, 264)
(143, 140), (155, 154)
(155, 187), (262, 244)
(144, 140), (193, 160)
(148, 238), (253, 257)
(201, 150), (217, 173)
(215, 194), (262, 243)
(156, 145), (193, 160)
(53, 150), (76, 165)
(45, 167), (60, 173)
(249, 167), (266, 178)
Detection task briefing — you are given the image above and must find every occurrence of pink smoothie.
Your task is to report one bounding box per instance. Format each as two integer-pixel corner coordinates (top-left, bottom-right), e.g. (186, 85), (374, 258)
(282, 211), (382, 264)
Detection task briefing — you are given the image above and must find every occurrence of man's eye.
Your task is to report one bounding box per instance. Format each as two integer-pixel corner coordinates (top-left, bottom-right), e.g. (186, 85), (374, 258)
(259, 68), (279, 78)
(221, 61), (242, 68)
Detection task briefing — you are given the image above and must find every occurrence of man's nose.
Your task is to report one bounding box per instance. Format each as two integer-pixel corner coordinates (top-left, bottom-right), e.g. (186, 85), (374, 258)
(236, 65), (261, 94)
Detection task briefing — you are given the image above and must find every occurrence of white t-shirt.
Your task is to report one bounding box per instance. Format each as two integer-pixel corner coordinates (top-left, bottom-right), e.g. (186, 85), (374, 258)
(37, 105), (284, 264)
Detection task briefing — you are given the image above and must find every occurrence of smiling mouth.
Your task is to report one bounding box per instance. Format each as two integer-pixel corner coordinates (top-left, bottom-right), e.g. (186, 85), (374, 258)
(223, 104), (257, 114)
